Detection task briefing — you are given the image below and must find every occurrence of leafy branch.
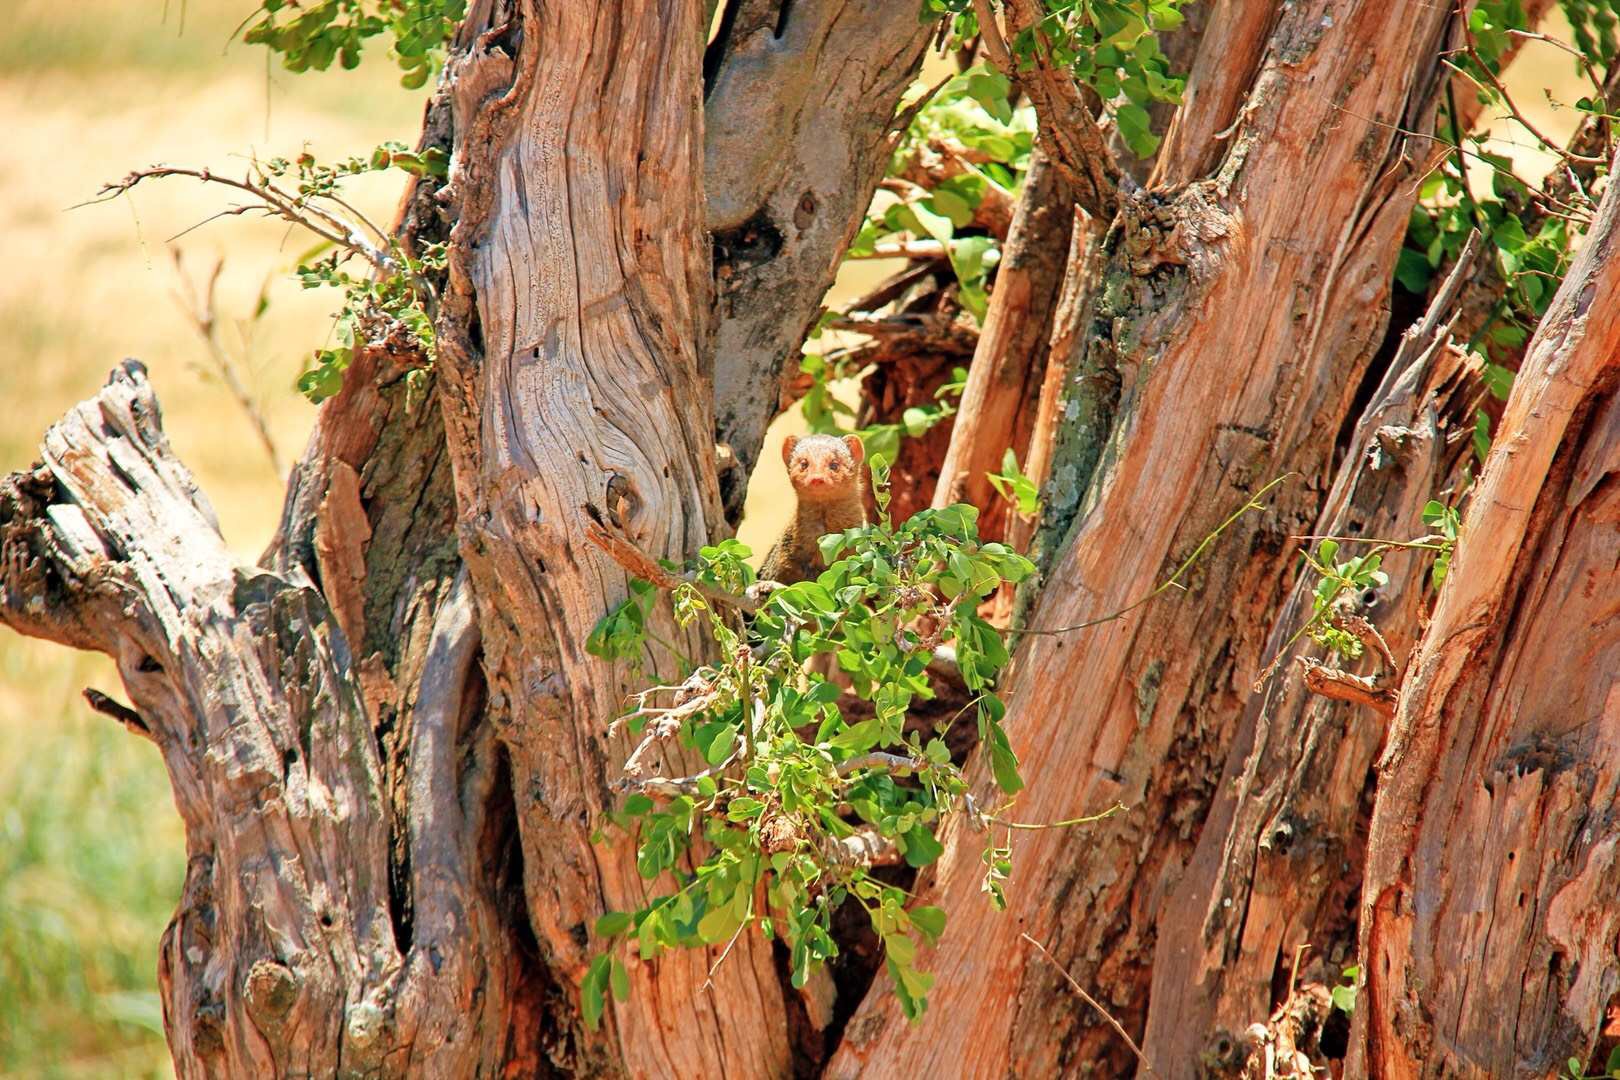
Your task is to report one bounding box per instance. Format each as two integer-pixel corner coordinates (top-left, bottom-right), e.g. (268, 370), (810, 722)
(87, 145), (449, 402)
(580, 459), (1120, 1026)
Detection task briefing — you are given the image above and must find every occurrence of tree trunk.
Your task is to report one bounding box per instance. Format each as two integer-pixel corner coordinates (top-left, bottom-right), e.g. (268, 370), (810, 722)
(933, 145), (1074, 541)
(7, 1), (1616, 1077)
(830, 2), (1458, 1074)
(1142, 237), (1481, 1076)
(1351, 147), (1620, 1080)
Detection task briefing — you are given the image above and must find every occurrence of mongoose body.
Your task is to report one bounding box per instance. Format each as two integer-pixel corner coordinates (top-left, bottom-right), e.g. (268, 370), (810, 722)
(759, 434), (867, 584)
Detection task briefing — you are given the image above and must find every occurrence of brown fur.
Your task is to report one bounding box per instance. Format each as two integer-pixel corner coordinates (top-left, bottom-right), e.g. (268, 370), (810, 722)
(759, 433), (867, 584)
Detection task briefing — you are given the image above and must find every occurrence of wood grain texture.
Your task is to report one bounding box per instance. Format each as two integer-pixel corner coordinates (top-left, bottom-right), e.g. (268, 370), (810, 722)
(0, 364), (529, 1078)
(434, 2), (787, 1073)
(830, 2), (1457, 1075)
(1353, 147), (1620, 1079)
(1141, 244), (1479, 1075)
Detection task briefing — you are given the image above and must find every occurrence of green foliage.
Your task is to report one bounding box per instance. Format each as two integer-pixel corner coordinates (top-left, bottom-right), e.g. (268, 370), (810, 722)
(1397, 0), (1608, 421)
(584, 460), (1042, 1026)
(1421, 500), (1461, 590)
(1330, 964), (1360, 1014)
(1300, 541), (1389, 661)
(1284, 499), (1464, 668)
(921, 0), (1191, 158)
(254, 147), (446, 403)
(851, 65), (1033, 323)
(1563, 1045), (1620, 1079)
(243, 0), (466, 86)
(987, 448), (1041, 517)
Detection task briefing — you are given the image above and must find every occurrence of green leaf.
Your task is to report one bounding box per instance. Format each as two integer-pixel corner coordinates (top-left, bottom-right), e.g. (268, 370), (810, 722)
(595, 911), (633, 937)
(1473, 409), (1492, 463)
(909, 199), (955, 246)
(903, 824), (945, 868)
(831, 719), (883, 753)
(695, 722), (739, 766)
(581, 953), (611, 1030)
(1115, 102), (1160, 159)
(1482, 362), (1514, 401)
(609, 956), (630, 1001)
(986, 725), (1023, 795)
(909, 905), (947, 944)
(929, 188), (974, 229)
(698, 902), (744, 945)
(1395, 247), (1432, 293)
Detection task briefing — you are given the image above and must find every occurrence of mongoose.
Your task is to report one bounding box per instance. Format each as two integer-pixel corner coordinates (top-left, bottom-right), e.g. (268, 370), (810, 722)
(759, 433), (867, 584)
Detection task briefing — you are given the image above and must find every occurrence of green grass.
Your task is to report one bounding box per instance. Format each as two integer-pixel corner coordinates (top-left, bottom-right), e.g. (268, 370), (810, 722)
(0, 703), (183, 1079)
(0, 2), (428, 1076)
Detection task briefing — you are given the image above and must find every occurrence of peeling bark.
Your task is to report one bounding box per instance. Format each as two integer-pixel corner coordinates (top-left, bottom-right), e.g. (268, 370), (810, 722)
(1352, 147), (1620, 1080)
(1142, 238), (1481, 1076)
(831, 2), (1458, 1075)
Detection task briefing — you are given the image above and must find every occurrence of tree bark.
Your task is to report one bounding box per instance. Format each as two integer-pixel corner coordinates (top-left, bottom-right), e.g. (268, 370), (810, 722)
(706, 0), (933, 517)
(1141, 236), (1482, 1076)
(933, 145), (1074, 541)
(9, 1), (1617, 1077)
(831, 2), (1458, 1075)
(1351, 147), (1620, 1079)
(432, 2), (793, 1073)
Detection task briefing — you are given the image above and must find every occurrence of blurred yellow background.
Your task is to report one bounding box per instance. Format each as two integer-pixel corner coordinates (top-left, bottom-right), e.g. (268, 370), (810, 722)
(0, 1), (1586, 1076)
(0, 2), (421, 1074)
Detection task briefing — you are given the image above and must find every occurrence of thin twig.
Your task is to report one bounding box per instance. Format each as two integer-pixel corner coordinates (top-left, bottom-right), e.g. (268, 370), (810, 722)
(836, 752), (926, 777)
(170, 252), (283, 474)
(993, 800), (1128, 832)
(584, 521), (763, 613)
(1504, 29), (1605, 98)
(1021, 932), (1161, 1078)
(1442, 56), (1605, 165)
(1016, 474), (1291, 638)
(87, 166), (401, 274)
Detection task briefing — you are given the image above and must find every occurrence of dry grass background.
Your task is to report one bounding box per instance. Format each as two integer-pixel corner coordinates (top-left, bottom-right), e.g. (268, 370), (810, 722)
(0, 3), (421, 1074)
(0, 1), (1585, 1075)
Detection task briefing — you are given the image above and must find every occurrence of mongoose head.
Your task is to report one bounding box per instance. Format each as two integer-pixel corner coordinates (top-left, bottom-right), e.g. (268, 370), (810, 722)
(782, 433), (864, 505)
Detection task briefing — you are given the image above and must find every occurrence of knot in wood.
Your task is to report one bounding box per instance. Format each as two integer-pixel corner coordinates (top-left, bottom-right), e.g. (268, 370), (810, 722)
(244, 959), (300, 1021)
(345, 1000), (386, 1048)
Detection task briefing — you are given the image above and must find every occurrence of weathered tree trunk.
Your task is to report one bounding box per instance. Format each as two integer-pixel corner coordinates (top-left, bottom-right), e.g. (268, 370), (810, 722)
(933, 146), (1074, 541)
(0, 363), (545, 1075)
(430, 2), (795, 1073)
(8, 0), (1615, 1076)
(1351, 148), (1620, 1080)
(831, 2), (1458, 1074)
(1141, 238), (1481, 1076)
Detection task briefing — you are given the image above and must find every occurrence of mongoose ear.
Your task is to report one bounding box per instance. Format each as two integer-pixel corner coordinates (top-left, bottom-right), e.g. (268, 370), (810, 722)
(842, 434), (865, 464)
(781, 435), (799, 465)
